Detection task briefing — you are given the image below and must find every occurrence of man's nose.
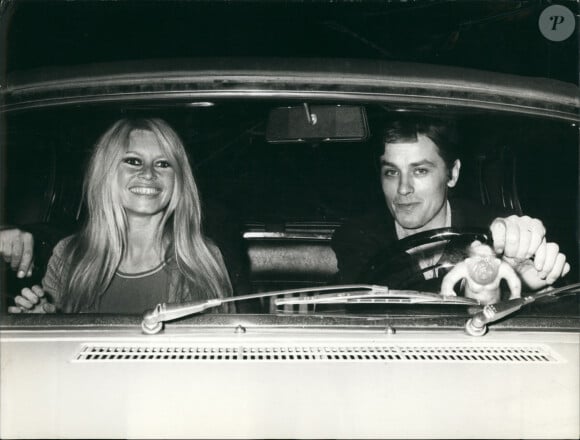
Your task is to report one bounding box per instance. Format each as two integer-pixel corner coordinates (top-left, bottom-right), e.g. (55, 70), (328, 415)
(397, 175), (413, 195)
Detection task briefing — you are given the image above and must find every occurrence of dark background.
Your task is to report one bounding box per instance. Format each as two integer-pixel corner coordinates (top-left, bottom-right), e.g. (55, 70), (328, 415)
(2, 0), (578, 84)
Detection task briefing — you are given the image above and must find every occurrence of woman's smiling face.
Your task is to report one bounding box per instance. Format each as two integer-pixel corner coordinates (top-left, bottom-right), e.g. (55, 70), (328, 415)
(116, 129), (175, 218)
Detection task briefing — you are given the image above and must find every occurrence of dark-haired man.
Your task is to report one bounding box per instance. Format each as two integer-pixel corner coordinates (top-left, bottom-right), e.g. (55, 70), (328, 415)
(332, 118), (569, 292)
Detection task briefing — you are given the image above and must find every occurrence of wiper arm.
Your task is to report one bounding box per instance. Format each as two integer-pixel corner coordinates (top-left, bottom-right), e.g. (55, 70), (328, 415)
(465, 282), (580, 336)
(141, 281), (580, 336)
(142, 284), (457, 334)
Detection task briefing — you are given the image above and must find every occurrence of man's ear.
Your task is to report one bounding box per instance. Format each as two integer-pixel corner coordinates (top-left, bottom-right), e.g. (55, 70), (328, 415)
(447, 159), (461, 188)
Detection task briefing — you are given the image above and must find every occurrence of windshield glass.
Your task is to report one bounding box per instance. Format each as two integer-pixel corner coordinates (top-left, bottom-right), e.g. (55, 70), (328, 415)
(1, 0), (578, 327)
(3, 103), (578, 319)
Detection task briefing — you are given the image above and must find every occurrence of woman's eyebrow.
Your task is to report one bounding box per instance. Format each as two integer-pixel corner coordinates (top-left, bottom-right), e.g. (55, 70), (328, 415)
(123, 151), (168, 160)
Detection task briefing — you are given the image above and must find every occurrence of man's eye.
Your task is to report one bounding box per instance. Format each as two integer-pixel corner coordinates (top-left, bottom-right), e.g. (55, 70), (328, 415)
(414, 168), (429, 176)
(156, 160), (171, 169)
(123, 157), (141, 166)
(383, 169), (398, 177)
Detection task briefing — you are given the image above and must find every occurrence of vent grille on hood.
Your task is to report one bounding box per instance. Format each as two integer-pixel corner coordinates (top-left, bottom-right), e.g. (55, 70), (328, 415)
(73, 343), (561, 363)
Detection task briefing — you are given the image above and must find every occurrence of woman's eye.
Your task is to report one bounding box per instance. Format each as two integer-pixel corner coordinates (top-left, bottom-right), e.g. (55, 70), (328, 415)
(156, 160), (171, 169)
(123, 157), (141, 166)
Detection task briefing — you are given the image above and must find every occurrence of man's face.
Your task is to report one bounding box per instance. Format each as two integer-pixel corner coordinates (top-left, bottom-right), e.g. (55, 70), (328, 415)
(380, 134), (460, 233)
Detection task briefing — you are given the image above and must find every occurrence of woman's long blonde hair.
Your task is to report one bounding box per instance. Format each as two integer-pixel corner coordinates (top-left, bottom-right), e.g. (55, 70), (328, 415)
(60, 118), (233, 312)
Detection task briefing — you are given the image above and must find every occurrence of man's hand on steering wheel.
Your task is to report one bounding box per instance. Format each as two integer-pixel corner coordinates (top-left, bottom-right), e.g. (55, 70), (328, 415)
(359, 219), (570, 292)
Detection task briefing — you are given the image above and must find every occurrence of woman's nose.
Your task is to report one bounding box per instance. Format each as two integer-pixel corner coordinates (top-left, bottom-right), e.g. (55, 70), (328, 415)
(139, 163), (157, 180)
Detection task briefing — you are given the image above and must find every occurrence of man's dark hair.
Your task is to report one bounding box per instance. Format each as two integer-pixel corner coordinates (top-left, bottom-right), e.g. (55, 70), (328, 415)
(377, 117), (460, 173)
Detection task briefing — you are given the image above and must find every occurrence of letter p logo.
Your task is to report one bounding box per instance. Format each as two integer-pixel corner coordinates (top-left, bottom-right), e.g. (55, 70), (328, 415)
(539, 5), (576, 42)
(550, 15), (565, 31)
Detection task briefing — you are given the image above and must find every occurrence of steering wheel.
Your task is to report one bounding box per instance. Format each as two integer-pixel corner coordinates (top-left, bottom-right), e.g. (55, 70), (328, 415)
(358, 227), (491, 288)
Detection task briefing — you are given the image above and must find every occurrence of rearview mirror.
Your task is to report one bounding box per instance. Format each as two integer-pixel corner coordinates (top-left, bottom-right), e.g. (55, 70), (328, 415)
(266, 104), (369, 143)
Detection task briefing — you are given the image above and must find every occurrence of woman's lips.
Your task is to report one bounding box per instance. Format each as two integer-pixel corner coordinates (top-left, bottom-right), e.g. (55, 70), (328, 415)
(129, 186), (161, 195)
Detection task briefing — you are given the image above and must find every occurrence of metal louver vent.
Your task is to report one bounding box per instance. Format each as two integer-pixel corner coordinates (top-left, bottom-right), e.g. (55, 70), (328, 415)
(74, 343), (561, 363)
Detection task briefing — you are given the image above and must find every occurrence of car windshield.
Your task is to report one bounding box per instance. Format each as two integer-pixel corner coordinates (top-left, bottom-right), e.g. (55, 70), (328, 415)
(1, 0), (578, 329)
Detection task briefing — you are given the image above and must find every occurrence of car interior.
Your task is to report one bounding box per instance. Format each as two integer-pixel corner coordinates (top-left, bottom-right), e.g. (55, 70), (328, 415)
(2, 101), (578, 313)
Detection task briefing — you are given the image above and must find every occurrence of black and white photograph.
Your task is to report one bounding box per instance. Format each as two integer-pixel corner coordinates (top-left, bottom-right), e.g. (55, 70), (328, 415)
(0, 1), (578, 438)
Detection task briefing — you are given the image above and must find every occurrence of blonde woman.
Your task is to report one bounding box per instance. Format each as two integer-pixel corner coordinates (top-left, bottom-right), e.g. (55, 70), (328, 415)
(9, 118), (233, 313)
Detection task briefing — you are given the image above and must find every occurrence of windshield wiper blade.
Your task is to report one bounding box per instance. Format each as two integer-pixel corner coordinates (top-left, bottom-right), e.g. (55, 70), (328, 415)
(465, 282), (580, 336)
(140, 284), (476, 334)
(274, 287), (478, 306)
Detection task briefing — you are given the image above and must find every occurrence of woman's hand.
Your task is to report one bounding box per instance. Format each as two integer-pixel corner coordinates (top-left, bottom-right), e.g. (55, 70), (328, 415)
(503, 241), (570, 291)
(8, 285), (56, 314)
(490, 216), (570, 290)
(0, 228), (34, 278)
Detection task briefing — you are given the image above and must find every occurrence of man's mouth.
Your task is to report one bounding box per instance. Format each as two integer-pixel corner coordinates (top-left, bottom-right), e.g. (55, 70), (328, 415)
(394, 201), (420, 211)
(129, 186), (161, 195)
